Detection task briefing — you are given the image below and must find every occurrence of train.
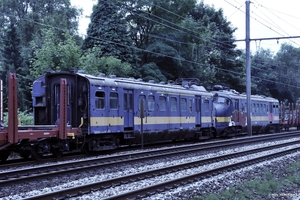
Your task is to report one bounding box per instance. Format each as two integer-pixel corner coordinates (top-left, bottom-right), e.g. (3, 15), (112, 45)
(0, 70), (298, 162)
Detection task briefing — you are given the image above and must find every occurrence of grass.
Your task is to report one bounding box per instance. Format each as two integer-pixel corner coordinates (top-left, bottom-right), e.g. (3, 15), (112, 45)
(195, 160), (300, 200)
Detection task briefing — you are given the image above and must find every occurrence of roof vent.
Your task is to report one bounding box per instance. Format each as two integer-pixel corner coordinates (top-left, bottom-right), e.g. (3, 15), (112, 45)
(98, 73), (106, 77)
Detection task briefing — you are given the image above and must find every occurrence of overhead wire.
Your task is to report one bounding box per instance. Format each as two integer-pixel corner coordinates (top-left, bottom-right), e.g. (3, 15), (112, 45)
(252, 0), (300, 46)
(251, 1), (300, 47)
(124, 2), (236, 49)
(1, 3), (300, 89)
(224, 0), (300, 47)
(227, 0), (244, 19)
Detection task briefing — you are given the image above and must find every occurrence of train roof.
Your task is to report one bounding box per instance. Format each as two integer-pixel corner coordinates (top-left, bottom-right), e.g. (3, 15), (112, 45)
(43, 71), (213, 97)
(82, 73), (213, 96)
(211, 89), (279, 103)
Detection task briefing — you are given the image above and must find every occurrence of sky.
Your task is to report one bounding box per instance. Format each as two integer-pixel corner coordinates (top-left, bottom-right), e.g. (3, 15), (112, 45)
(70, 0), (300, 53)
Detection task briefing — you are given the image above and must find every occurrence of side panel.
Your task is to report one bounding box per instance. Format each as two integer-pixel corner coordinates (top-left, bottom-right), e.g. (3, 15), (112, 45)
(201, 97), (213, 127)
(89, 85), (124, 134)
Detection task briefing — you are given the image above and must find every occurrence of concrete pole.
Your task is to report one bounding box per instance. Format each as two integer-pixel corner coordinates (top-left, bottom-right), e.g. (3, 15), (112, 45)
(246, 0), (252, 136)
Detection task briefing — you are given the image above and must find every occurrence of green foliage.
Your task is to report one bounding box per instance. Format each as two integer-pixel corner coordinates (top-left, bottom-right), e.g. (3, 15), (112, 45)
(139, 62), (167, 82)
(3, 110), (33, 125)
(81, 47), (133, 77)
(83, 0), (138, 65)
(0, 0), (81, 111)
(1, 0), (300, 108)
(30, 29), (81, 78)
(198, 164), (300, 200)
(0, 23), (32, 111)
(272, 43), (300, 102)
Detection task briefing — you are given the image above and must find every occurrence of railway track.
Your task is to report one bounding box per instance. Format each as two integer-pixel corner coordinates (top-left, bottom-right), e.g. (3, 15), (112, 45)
(0, 132), (298, 182)
(1, 132), (300, 199)
(0, 130), (297, 170)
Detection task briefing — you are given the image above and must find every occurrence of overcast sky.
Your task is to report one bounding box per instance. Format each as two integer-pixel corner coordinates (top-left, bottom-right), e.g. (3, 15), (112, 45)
(71, 0), (300, 53)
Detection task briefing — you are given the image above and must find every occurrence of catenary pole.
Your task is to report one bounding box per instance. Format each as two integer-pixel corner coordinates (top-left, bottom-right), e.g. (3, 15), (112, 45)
(246, 0), (252, 136)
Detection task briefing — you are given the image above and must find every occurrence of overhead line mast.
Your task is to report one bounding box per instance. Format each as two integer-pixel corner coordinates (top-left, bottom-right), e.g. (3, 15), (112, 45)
(246, 0), (252, 136)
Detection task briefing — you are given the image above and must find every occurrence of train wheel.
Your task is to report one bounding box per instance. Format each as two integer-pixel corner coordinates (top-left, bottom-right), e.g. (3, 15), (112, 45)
(82, 143), (92, 155)
(19, 150), (31, 160)
(0, 150), (10, 163)
(30, 145), (43, 160)
(51, 148), (63, 158)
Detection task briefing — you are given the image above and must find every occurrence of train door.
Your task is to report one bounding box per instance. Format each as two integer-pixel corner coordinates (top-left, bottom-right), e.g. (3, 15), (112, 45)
(124, 89), (134, 128)
(52, 83), (71, 125)
(195, 96), (201, 125)
(269, 102), (274, 122)
(108, 89), (120, 132)
(234, 99), (240, 124)
(179, 96), (188, 128)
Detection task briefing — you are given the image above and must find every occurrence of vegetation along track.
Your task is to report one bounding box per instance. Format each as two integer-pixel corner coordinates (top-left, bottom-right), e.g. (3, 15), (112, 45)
(1, 131), (300, 199)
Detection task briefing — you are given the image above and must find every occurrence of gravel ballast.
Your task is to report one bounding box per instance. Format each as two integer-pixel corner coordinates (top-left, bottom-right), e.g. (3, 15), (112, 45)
(1, 138), (300, 199)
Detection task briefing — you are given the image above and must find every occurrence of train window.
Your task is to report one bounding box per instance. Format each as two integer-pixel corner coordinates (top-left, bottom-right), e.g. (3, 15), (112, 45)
(235, 101), (239, 110)
(189, 99), (193, 112)
(95, 91), (105, 109)
(203, 99), (209, 112)
(128, 93), (133, 110)
(138, 95), (146, 111)
(252, 103), (256, 113)
(148, 95), (155, 111)
(124, 94), (127, 110)
(218, 97), (226, 103)
(159, 96), (167, 111)
(181, 98), (187, 111)
(54, 84), (70, 106)
(110, 92), (119, 109)
(124, 93), (133, 110)
(170, 97), (177, 111)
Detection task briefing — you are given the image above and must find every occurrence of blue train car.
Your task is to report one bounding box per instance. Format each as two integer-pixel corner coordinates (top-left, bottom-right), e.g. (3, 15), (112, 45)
(32, 71), (216, 152)
(211, 85), (281, 136)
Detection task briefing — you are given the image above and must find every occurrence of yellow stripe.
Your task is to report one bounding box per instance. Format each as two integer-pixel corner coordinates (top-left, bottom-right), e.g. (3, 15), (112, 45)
(252, 116), (280, 121)
(216, 116), (231, 123)
(90, 117), (124, 126)
(202, 116), (212, 123)
(90, 115), (279, 126)
(134, 116), (196, 124)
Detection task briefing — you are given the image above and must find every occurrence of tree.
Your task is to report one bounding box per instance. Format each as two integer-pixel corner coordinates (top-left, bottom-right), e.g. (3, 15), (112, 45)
(120, 0), (242, 88)
(80, 47), (133, 77)
(0, 0), (81, 110)
(0, 23), (31, 111)
(83, 0), (138, 66)
(189, 2), (244, 91)
(30, 29), (81, 79)
(273, 43), (300, 102)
